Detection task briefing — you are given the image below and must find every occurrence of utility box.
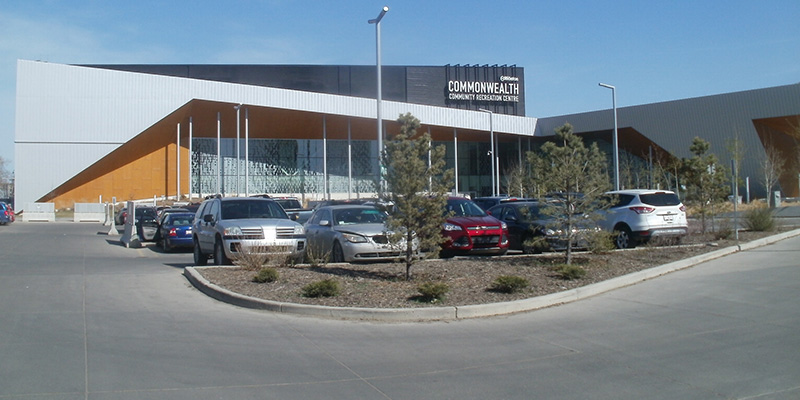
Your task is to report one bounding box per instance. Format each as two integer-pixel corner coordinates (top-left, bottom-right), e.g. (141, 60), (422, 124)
(772, 191), (781, 208)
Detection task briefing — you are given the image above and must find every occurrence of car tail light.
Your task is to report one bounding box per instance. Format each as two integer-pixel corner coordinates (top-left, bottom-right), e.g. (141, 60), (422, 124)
(679, 205), (686, 213)
(168, 228), (178, 237)
(629, 206), (655, 214)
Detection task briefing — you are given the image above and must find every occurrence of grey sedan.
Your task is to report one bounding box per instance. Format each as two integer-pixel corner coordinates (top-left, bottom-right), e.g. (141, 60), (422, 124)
(304, 205), (402, 263)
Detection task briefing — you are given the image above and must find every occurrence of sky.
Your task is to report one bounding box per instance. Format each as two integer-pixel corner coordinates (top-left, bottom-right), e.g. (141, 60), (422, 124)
(1, 0), (799, 173)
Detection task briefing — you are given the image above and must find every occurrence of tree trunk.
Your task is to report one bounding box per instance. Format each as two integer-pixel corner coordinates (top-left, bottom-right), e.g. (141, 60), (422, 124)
(565, 214), (573, 265)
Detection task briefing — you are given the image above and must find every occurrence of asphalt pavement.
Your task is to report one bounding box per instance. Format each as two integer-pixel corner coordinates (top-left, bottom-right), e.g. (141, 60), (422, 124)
(1, 221), (798, 399)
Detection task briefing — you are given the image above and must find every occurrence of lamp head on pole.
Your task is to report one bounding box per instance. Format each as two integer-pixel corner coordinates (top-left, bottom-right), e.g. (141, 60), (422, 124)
(369, 6), (389, 24)
(598, 82), (615, 90)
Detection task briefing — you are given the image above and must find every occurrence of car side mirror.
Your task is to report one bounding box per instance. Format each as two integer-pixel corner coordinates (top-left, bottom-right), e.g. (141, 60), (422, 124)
(290, 213), (299, 221)
(203, 214), (214, 223)
(505, 215), (518, 222)
(319, 220), (331, 227)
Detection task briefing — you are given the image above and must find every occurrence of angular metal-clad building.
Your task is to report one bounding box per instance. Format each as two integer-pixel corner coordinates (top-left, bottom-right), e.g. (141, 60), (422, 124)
(536, 83), (800, 199)
(14, 60), (533, 210)
(13, 60), (800, 211)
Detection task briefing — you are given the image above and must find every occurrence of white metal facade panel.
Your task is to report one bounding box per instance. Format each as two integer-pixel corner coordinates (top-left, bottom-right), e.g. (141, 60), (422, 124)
(14, 60), (538, 209)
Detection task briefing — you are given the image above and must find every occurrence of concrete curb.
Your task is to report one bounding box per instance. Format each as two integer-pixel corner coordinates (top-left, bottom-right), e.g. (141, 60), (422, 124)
(184, 228), (800, 322)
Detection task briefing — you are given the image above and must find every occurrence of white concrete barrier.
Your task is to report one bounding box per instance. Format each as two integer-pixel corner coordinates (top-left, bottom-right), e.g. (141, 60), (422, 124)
(73, 203), (105, 222)
(22, 202), (55, 222)
(120, 201), (140, 248)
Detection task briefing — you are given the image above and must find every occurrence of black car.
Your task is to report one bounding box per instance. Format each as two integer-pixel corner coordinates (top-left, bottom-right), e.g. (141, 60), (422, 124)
(488, 201), (596, 253)
(473, 196), (534, 211)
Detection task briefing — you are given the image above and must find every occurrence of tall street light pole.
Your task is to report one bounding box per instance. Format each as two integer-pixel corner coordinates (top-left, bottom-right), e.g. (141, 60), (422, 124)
(599, 83), (619, 191)
(234, 104), (242, 196)
(479, 108), (495, 196)
(369, 6), (389, 192)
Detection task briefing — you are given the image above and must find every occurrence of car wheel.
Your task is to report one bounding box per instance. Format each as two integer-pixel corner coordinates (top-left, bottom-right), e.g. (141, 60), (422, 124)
(331, 241), (345, 263)
(615, 226), (634, 249)
(193, 238), (208, 266)
(214, 237), (230, 265)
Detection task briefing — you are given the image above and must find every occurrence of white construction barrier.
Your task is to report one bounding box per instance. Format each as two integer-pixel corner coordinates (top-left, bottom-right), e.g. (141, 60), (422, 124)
(73, 203), (105, 222)
(23, 202), (55, 222)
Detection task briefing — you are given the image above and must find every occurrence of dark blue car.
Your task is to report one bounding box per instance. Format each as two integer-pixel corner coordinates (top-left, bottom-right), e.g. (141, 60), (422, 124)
(0, 202), (14, 225)
(157, 212), (194, 252)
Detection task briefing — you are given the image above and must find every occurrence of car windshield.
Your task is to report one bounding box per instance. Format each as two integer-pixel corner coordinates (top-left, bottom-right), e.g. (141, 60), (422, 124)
(221, 200), (288, 220)
(332, 207), (386, 225)
(167, 214), (194, 226)
(446, 199), (486, 217)
(639, 193), (681, 206)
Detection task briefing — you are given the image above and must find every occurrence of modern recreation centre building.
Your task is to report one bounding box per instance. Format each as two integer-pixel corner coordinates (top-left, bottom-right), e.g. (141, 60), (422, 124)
(13, 60), (800, 211)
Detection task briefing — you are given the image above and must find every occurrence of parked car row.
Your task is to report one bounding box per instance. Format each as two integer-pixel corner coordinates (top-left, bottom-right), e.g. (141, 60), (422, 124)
(131, 188), (688, 265)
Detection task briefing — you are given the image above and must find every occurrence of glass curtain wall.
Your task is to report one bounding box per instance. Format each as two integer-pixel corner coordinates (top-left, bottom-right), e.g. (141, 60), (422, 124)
(191, 138), (377, 197)
(192, 138), (513, 198)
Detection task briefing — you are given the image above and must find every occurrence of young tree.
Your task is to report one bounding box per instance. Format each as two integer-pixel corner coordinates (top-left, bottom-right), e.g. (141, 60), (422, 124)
(0, 156), (11, 198)
(682, 137), (729, 233)
(504, 163), (528, 198)
(760, 140), (785, 207)
(383, 113), (453, 280)
(724, 133), (747, 207)
(524, 149), (550, 198)
(526, 123), (610, 264)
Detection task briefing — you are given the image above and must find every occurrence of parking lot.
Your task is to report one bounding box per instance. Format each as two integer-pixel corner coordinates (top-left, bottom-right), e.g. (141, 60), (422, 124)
(1, 220), (799, 399)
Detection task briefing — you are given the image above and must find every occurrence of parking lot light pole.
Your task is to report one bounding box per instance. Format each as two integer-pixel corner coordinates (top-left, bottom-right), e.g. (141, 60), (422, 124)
(599, 83), (619, 191)
(369, 6), (389, 193)
(479, 108), (496, 196)
(234, 104), (242, 196)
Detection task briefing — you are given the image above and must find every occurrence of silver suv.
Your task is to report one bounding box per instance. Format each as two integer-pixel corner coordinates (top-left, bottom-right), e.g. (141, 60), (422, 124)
(598, 189), (688, 248)
(192, 196), (306, 265)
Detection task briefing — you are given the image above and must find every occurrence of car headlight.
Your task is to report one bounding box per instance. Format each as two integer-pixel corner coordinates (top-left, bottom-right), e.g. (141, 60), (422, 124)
(545, 228), (556, 236)
(443, 222), (463, 231)
(294, 225), (305, 235)
(500, 221), (508, 230)
(224, 226), (243, 236)
(342, 233), (367, 243)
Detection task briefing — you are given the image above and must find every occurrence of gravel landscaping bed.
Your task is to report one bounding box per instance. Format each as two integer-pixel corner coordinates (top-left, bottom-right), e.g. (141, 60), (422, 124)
(197, 227), (794, 309)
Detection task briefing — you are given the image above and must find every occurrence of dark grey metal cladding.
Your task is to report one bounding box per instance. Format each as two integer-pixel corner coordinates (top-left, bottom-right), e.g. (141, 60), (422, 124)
(80, 64), (525, 116)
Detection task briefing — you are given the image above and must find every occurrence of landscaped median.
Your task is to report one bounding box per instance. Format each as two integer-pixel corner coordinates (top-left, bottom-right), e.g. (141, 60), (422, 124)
(184, 228), (800, 322)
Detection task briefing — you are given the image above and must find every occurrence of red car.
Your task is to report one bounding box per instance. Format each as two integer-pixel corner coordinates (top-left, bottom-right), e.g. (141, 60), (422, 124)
(440, 197), (508, 257)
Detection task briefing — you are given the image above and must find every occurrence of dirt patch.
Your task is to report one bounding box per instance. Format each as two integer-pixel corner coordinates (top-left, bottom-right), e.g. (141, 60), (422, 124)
(197, 228), (795, 309)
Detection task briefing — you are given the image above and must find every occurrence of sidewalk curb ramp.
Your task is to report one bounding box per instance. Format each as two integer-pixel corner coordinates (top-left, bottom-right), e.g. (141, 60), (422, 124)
(184, 228), (800, 322)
